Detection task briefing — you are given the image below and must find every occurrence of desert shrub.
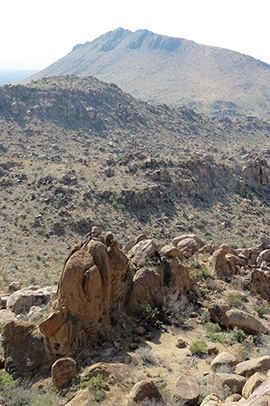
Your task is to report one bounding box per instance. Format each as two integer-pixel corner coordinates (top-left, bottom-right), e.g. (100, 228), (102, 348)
(189, 339), (207, 356)
(230, 327), (247, 343)
(135, 346), (155, 365)
(140, 304), (160, 326)
(88, 374), (106, 401)
(255, 305), (268, 317)
(205, 322), (230, 344)
(226, 294), (245, 310)
(228, 243), (238, 249)
(200, 266), (211, 279)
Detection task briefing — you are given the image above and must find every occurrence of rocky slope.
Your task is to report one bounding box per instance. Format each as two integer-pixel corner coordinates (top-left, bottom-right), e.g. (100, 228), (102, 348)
(1, 76), (270, 288)
(24, 28), (270, 119)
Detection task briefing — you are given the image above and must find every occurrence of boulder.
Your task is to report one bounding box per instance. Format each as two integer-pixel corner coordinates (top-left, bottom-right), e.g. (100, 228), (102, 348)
(8, 281), (22, 293)
(174, 375), (200, 406)
(159, 244), (180, 258)
(207, 373), (246, 394)
(39, 239), (128, 356)
(80, 362), (128, 379)
(246, 269), (270, 301)
(1, 320), (52, 376)
(201, 393), (221, 406)
(51, 357), (76, 391)
(128, 380), (164, 405)
(210, 352), (238, 372)
(128, 239), (157, 263)
(64, 390), (89, 406)
(177, 238), (199, 254)
(208, 302), (232, 328)
(242, 372), (267, 399)
(241, 376), (270, 405)
(7, 286), (57, 314)
(0, 309), (17, 323)
(235, 356), (270, 377)
(172, 234), (205, 248)
(226, 309), (270, 334)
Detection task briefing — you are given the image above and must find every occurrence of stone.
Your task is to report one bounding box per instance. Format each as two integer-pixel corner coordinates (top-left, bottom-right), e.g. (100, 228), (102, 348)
(211, 352), (238, 372)
(128, 380), (164, 405)
(39, 310), (65, 337)
(201, 393), (221, 406)
(207, 373), (246, 394)
(226, 309), (270, 335)
(134, 326), (147, 336)
(7, 286), (57, 315)
(208, 345), (219, 356)
(1, 320), (52, 376)
(174, 375), (200, 406)
(177, 238), (199, 254)
(64, 389), (89, 406)
(51, 357), (76, 391)
(0, 309), (17, 323)
(172, 234), (205, 248)
(128, 239), (157, 263)
(247, 269), (270, 301)
(8, 281), (22, 293)
(242, 372), (267, 399)
(159, 244), (180, 258)
(176, 338), (187, 348)
(223, 394), (243, 403)
(240, 376), (270, 405)
(235, 356), (270, 377)
(80, 362), (128, 380)
(209, 302), (232, 328)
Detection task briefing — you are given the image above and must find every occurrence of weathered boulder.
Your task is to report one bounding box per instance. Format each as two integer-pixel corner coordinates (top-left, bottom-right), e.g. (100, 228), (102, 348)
(0, 309), (16, 323)
(226, 309), (270, 334)
(172, 234), (205, 249)
(7, 286), (56, 315)
(207, 373), (246, 394)
(1, 320), (53, 376)
(51, 357), (76, 391)
(159, 243), (180, 258)
(127, 257), (198, 314)
(128, 239), (157, 264)
(246, 269), (270, 301)
(209, 247), (244, 278)
(8, 281), (22, 293)
(64, 390), (89, 406)
(210, 352), (238, 372)
(80, 362), (128, 379)
(128, 380), (164, 405)
(235, 356), (270, 377)
(40, 239), (128, 355)
(126, 264), (165, 313)
(242, 372), (267, 399)
(208, 302), (232, 328)
(201, 393), (221, 406)
(174, 375), (200, 406)
(241, 376), (270, 405)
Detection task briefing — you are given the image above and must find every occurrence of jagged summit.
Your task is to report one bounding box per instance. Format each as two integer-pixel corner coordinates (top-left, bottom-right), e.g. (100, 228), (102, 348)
(23, 28), (270, 119)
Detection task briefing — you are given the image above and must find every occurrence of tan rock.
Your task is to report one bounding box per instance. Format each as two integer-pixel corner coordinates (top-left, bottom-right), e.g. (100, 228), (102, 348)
(177, 238), (199, 254)
(174, 375), (200, 406)
(223, 394), (243, 403)
(242, 372), (267, 399)
(201, 393), (221, 406)
(159, 244), (180, 258)
(172, 234), (205, 248)
(226, 309), (270, 335)
(209, 302), (232, 328)
(0, 309), (17, 323)
(39, 310), (65, 337)
(247, 269), (270, 301)
(81, 362), (128, 380)
(235, 356), (270, 377)
(207, 373), (246, 394)
(241, 376), (270, 405)
(51, 357), (76, 391)
(64, 389), (89, 406)
(1, 320), (52, 376)
(128, 239), (157, 262)
(128, 380), (164, 405)
(211, 352), (238, 372)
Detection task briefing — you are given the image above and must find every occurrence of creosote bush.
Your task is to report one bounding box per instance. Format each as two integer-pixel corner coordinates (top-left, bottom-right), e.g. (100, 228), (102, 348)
(189, 339), (207, 356)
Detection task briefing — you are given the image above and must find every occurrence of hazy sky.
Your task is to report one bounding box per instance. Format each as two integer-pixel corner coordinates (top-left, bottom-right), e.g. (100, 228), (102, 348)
(1, 0), (269, 70)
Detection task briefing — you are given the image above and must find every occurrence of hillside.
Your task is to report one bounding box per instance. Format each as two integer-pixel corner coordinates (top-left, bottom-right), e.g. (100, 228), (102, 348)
(1, 76), (270, 288)
(25, 28), (270, 119)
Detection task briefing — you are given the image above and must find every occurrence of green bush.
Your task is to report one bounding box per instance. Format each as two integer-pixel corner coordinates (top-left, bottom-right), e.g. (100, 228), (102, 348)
(189, 339), (207, 356)
(255, 305), (268, 317)
(226, 294), (245, 310)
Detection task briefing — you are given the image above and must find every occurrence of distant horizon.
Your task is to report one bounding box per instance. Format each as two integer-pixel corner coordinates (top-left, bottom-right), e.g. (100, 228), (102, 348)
(0, 69), (39, 86)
